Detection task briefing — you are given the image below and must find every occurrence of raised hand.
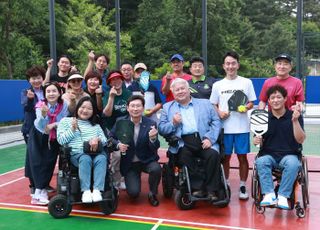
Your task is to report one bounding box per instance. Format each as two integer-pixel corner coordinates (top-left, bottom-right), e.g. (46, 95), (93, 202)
(71, 117), (78, 131)
(26, 90), (35, 99)
(173, 112), (182, 126)
(149, 125), (158, 140)
(41, 104), (49, 117)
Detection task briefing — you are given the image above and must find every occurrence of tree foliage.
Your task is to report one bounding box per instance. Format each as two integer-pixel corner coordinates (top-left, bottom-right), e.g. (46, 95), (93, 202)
(1, 0), (320, 79)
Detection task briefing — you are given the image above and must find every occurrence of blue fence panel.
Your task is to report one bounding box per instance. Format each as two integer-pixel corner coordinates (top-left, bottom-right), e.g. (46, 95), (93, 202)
(305, 76), (320, 103)
(0, 76), (319, 122)
(0, 80), (29, 122)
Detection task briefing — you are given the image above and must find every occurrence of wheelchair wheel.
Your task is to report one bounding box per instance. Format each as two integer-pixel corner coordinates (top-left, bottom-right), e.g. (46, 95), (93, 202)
(162, 163), (174, 198)
(295, 203), (306, 218)
(48, 194), (72, 219)
(255, 205), (265, 214)
(100, 187), (119, 215)
(302, 157), (310, 207)
(174, 190), (195, 210)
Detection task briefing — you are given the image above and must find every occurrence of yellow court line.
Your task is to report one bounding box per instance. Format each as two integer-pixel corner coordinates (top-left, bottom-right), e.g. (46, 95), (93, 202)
(0, 205), (211, 230)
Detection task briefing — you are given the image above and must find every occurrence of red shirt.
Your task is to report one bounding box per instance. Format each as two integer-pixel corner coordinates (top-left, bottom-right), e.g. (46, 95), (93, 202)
(259, 76), (304, 109)
(161, 73), (192, 102)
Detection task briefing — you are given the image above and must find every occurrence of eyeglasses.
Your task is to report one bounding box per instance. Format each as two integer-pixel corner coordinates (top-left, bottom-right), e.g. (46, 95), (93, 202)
(69, 79), (82, 83)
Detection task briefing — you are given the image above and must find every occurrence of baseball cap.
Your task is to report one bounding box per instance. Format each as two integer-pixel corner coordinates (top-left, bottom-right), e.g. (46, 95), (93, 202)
(106, 71), (124, 85)
(68, 73), (84, 81)
(134, 63), (147, 71)
(275, 53), (292, 63)
(170, 54), (184, 62)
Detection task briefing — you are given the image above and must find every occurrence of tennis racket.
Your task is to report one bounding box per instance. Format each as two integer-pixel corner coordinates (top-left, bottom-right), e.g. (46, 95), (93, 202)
(250, 109), (269, 148)
(115, 119), (134, 155)
(228, 90), (248, 112)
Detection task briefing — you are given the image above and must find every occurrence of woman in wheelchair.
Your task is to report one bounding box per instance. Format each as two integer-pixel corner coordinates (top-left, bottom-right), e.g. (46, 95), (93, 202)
(253, 85), (305, 210)
(57, 97), (108, 203)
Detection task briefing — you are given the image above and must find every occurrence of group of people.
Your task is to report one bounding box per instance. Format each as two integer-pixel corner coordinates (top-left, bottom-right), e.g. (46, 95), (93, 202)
(21, 50), (305, 210)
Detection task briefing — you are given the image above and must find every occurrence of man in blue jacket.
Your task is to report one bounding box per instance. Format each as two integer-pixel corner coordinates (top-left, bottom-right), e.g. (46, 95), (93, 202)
(158, 78), (222, 199)
(112, 95), (161, 206)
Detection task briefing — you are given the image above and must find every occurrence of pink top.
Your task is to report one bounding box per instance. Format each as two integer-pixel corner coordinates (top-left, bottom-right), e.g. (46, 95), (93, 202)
(259, 76), (304, 109)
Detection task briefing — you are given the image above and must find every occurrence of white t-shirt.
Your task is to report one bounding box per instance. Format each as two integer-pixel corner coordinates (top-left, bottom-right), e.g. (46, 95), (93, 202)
(210, 76), (256, 134)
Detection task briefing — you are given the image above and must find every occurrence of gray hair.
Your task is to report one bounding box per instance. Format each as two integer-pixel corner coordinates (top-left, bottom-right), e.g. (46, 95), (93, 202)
(170, 78), (189, 91)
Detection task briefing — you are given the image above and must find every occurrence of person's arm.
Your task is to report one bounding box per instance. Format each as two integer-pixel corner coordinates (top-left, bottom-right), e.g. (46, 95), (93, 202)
(95, 86), (103, 112)
(57, 117), (77, 145)
(214, 104), (229, 120)
(103, 88), (116, 117)
(43, 59), (53, 85)
(161, 73), (172, 95)
(83, 51), (95, 77)
(292, 110), (306, 144)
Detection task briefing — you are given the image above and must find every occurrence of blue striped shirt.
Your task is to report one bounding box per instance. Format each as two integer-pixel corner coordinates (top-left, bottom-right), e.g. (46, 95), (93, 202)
(57, 117), (107, 155)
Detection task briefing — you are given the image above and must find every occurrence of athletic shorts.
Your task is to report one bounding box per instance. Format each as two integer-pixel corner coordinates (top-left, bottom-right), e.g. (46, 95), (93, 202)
(224, 133), (250, 155)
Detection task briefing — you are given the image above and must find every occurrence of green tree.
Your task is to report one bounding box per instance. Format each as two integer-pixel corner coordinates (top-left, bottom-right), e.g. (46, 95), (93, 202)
(0, 0), (47, 79)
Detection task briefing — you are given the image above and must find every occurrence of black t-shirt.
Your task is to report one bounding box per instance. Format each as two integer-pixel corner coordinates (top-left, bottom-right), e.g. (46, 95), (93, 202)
(50, 74), (69, 93)
(260, 110), (303, 160)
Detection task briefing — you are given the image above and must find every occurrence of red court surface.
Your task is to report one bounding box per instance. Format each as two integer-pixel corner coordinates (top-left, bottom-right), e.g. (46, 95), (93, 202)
(0, 150), (319, 230)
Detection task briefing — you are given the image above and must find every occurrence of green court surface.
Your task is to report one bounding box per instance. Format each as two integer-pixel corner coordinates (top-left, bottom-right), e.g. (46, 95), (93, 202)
(0, 209), (187, 230)
(0, 144), (26, 174)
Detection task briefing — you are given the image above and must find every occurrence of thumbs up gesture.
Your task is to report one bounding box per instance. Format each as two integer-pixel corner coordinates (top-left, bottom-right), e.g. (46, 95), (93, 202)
(149, 125), (158, 141)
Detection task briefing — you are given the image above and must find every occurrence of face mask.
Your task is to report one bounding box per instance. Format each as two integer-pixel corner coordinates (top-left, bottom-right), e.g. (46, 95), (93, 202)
(139, 71), (150, 91)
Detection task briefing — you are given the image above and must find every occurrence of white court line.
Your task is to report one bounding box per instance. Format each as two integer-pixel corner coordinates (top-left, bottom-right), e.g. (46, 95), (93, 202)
(0, 167), (24, 177)
(0, 202), (258, 230)
(151, 219), (163, 230)
(0, 177), (25, 188)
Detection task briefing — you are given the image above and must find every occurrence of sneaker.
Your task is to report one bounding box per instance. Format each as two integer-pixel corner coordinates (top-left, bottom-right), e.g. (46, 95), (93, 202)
(40, 189), (49, 200)
(277, 195), (289, 209)
(31, 197), (49, 206)
(260, 193), (277, 207)
(239, 186), (249, 200)
(119, 181), (126, 190)
(82, 190), (92, 203)
(91, 189), (103, 202)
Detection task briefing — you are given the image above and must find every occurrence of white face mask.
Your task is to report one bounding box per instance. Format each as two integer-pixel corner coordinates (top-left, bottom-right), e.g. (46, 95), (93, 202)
(139, 71), (150, 91)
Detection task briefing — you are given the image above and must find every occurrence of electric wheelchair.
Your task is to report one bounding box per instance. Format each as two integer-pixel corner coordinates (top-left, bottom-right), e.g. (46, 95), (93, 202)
(251, 153), (309, 218)
(48, 142), (119, 218)
(161, 131), (230, 210)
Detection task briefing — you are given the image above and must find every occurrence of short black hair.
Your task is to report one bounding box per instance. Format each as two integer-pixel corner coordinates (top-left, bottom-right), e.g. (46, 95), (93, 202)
(223, 51), (240, 63)
(94, 54), (110, 65)
(190, 56), (204, 66)
(266, 84), (288, 99)
(58, 54), (73, 65)
(127, 95), (145, 107)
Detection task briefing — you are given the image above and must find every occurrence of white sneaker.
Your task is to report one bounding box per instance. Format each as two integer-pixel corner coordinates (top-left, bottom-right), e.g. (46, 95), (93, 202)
(277, 195), (289, 209)
(40, 189), (49, 200)
(119, 182), (126, 190)
(239, 186), (249, 200)
(82, 190), (92, 203)
(91, 189), (103, 202)
(31, 197), (49, 205)
(260, 193), (277, 207)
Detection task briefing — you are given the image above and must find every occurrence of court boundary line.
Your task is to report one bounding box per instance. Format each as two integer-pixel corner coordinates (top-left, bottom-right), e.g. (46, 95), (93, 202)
(0, 202), (258, 230)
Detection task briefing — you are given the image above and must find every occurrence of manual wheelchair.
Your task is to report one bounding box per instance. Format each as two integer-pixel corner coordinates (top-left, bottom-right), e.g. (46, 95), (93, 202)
(48, 144), (119, 218)
(251, 153), (309, 218)
(161, 131), (230, 210)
